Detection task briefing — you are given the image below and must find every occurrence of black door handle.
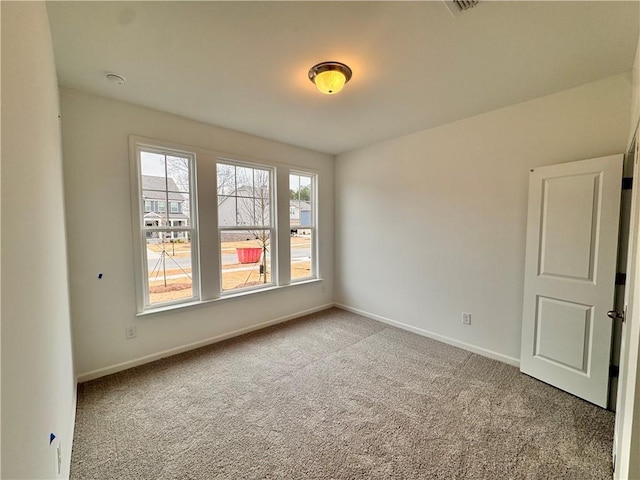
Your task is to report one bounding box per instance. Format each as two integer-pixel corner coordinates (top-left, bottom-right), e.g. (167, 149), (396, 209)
(607, 310), (625, 321)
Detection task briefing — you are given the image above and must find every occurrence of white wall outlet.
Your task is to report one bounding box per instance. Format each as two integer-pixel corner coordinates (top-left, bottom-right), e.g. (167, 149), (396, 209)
(125, 325), (137, 339)
(57, 443), (62, 475)
(51, 436), (61, 477)
(462, 312), (472, 325)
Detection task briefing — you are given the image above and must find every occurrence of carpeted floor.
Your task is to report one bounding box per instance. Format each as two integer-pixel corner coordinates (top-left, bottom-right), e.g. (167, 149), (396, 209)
(71, 308), (615, 479)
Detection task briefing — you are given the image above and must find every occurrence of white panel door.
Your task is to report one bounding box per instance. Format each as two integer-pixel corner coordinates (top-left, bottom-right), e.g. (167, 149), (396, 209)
(521, 155), (623, 408)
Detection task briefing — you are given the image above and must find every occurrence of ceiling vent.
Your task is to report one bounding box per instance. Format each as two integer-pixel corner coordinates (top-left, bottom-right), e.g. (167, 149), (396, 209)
(444, 0), (479, 17)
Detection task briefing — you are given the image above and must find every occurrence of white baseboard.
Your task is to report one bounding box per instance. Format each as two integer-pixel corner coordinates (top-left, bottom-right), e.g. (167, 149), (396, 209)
(334, 303), (520, 368)
(77, 303), (334, 382)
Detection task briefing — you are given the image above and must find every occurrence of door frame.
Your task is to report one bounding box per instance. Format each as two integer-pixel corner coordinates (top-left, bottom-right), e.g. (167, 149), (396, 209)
(614, 133), (640, 479)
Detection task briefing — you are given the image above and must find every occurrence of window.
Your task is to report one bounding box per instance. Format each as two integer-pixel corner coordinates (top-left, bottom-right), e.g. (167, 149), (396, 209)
(217, 162), (274, 292)
(131, 137), (320, 313)
(135, 146), (198, 309)
(290, 172), (316, 281)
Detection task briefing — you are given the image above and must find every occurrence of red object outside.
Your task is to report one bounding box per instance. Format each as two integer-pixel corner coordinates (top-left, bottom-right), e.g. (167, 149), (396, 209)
(236, 247), (262, 264)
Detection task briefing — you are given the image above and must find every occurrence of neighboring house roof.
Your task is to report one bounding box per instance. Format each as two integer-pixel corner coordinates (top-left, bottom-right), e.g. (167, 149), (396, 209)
(217, 192), (305, 211)
(290, 200), (311, 212)
(218, 185), (268, 203)
(142, 175), (186, 201)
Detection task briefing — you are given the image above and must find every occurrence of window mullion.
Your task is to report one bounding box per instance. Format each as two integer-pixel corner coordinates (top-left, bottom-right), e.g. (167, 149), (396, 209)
(276, 167), (291, 285)
(196, 154), (220, 301)
(164, 154), (170, 230)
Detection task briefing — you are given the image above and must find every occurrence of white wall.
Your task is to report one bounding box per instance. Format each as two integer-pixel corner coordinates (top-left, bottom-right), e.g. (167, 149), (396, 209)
(59, 89), (334, 378)
(1, 2), (76, 478)
(335, 74), (631, 364)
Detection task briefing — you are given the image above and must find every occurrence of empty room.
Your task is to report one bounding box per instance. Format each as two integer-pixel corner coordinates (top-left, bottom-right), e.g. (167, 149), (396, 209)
(3, 1), (640, 479)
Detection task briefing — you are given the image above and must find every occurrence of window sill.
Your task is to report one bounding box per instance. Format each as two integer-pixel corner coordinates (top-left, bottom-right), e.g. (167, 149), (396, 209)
(137, 278), (323, 317)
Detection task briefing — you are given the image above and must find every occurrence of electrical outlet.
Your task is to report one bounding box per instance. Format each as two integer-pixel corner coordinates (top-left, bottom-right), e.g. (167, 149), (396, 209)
(125, 325), (137, 339)
(57, 443), (62, 475)
(462, 312), (472, 325)
(50, 436), (61, 477)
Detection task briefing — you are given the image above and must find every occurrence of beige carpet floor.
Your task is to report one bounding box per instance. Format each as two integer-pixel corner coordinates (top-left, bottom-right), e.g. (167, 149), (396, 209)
(71, 308), (614, 479)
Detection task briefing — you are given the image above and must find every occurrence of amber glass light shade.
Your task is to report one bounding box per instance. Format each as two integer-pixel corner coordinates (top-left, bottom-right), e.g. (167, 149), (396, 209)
(313, 70), (346, 94)
(308, 62), (352, 95)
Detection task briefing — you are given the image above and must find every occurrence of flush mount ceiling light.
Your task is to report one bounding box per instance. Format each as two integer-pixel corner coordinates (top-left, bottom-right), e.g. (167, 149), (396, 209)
(308, 62), (352, 95)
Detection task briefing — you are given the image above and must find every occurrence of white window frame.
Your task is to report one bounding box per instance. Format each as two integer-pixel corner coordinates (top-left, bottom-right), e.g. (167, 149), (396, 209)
(130, 139), (200, 312)
(216, 159), (277, 295)
(129, 136), (323, 315)
(289, 170), (318, 282)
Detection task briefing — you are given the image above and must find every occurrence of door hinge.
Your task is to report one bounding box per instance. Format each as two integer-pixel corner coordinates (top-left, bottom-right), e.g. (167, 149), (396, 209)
(624, 151), (635, 164)
(622, 177), (633, 190)
(616, 273), (627, 285)
(609, 365), (620, 378)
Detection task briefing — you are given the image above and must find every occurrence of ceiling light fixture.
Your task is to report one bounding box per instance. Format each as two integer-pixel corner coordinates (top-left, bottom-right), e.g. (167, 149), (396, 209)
(308, 62), (352, 95)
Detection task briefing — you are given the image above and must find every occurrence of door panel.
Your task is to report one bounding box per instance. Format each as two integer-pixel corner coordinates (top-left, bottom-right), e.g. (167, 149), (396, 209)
(539, 173), (599, 280)
(535, 296), (591, 372)
(521, 155), (623, 408)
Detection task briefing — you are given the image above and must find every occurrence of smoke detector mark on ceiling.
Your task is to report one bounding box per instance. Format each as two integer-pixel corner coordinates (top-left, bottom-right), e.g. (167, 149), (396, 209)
(444, 0), (479, 18)
(105, 73), (126, 85)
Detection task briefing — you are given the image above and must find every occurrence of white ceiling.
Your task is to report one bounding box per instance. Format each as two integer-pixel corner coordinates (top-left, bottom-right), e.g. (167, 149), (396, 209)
(47, 1), (639, 155)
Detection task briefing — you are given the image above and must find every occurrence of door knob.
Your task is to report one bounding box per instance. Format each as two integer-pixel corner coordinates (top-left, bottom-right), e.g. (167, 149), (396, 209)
(607, 310), (625, 321)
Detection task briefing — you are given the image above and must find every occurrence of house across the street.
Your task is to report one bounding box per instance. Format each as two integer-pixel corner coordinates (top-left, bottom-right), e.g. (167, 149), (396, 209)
(142, 175), (189, 240)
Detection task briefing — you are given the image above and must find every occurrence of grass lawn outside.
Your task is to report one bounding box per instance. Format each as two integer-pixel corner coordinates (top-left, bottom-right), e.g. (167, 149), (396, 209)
(147, 237), (312, 303)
